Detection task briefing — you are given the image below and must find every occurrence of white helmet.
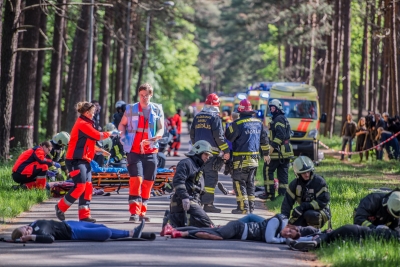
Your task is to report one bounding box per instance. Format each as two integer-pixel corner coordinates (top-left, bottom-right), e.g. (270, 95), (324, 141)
(115, 100), (126, 109)
(292, 156), (314, 178)
(104, 122), (116, 132)
(387, 191), (400, 218)
(269, 99), (284, 113)
(101, 138), (113, 152)
(184, 140), (214, 157)
(52, 131), (70, 146)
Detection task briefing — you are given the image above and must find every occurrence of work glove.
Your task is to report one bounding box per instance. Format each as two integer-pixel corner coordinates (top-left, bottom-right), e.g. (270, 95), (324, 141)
(264, 155), (271, 164)
(376, 225), (389, 230)
(53, 162), (61, 169)
(291, 207), (303, 218)
(47, 170), (57, 178)
(182, 198), (190, 211)
(213, 157), (225, 171)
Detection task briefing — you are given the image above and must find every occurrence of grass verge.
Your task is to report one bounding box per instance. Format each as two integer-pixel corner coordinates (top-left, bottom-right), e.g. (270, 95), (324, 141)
(255, 154), (400, 267)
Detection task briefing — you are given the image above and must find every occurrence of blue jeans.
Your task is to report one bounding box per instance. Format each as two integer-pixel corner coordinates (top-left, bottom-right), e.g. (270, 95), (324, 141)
(341, 136), (353, 159)
(67, 221), (129, 241)
(238, 214), (265, 223)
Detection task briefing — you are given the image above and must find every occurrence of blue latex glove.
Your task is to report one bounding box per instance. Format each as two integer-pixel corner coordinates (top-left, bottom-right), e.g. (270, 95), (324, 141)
(47, 170), (57, 178)
(110, 158), (115, 163)
(111, 130), (121, 136)
(53, 162), (61, 168)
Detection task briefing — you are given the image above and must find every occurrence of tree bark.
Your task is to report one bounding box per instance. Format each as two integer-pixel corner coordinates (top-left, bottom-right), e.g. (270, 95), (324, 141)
(357, 2), (369, 120)
(34, 10), (47, 144)
(0, 0), (21, 159)
(14, 0), (41, 148)
(341, 0), (351, 124)
(46, 0), (67, 138)
(390, 0), (399, 115)
(114, 2), (124, 103)
(64, 1), (91, 132)
(99, 4), (113, 127)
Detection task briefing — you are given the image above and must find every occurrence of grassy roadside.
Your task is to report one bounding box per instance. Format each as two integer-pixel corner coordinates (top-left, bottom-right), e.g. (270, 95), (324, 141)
(0, 150), (49, 224)
(255, 135), (400, 267)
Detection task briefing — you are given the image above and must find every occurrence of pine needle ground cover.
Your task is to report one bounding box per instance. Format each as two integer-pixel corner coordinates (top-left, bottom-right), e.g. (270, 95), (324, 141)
(256, 150), (400, 266)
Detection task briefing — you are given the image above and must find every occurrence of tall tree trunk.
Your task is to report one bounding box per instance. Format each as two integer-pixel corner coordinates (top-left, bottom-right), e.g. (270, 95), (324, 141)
(390, 0), (399, 115)
(91, 12), (98, 101)
(34, 10), (47, 144)
(46, 0), (67, 138)
(14, 0), (41, 148)
(357, 2), (369, 120)
(99, 4), (113, 127)
(0, 0), (21, 159)
(114, 3), (124, 103)
(326, 0), (343, 137)
(64, 2), (91, 132)
(341, 0), (351, 123)
(0, 0), (4, 68)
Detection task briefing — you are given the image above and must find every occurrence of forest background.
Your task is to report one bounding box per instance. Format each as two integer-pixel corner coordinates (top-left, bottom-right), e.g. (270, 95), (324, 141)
(0, 0), (398, 160)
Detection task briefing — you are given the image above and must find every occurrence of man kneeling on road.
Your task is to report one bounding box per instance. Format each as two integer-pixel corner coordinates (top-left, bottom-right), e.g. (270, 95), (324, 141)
(281, 156), (331, 229)
(166, 140), (216, 228)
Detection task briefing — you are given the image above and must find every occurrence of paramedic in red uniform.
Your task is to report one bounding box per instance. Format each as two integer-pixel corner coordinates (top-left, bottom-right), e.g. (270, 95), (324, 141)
(55, 101), (112, 223)
(12, 141), (60, 189)
(168, 108), (182, 157)
(118, 83), (165, 223)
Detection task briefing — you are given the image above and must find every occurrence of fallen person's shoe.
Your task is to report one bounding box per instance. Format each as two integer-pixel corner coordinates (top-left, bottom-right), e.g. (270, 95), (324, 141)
(171, 230), (183, 238)
(139, 215), (151, 222)
(289, 240), (317, 251)
(255, 186), (264, 192)
(258, 193), (275, 201)
(80, 217), (96, 223)
(132, 219), (145, 238)
(217, 182), (229, 195)
(55, 204), (65, 221)
(160, 223), (175, 236)
(203, 204), (221, 213)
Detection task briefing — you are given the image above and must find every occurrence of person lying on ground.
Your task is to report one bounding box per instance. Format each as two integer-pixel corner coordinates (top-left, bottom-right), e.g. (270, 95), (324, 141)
(160, 213), (319, 243)
(288, 224), (400, 251)
(11, 219), (146, 243)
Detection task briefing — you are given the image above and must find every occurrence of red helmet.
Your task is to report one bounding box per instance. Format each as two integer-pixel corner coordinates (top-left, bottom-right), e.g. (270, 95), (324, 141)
(237, 99), (253, 112)
(205, 93), (220, 106)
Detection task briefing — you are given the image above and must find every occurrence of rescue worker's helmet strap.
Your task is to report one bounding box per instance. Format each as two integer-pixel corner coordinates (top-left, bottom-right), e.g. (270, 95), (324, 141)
(52, 131), (70, 146)
(293, 156), (314, 178)
(387, 191), (400, 218)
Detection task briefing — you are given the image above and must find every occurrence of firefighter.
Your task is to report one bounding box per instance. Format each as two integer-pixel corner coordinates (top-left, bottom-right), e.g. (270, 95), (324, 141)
(47, 131), (70, 181)
(190, 93), (230, 213)
(167, 140), (216, 228)
(118, 83), (165, 223)
(12, 141), (61, 189)
(354, 190), (400, 230)
(281, 156), (331, 228)
(55, 101), (114, 223)
(104, 123), (126, 168)
(259, 99), (294, 200)
(225, 99), (270, 214)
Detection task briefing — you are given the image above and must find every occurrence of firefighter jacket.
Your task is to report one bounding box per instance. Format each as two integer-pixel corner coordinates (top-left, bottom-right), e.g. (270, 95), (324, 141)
(247, 214), (287, 242)
(225, 114), (270, 169)
(66, 115), (110, 162)
(281, 173), (330, 218)
(121, 102), (164, 153)
(269, 113), (294, 159)
(190, 107), (229, 155)
(171, 154), (205, 209)
(47, 141), (67, 172)
(110, 136), (126, 162)
(13, 146), (54, 176)
(354, 192), (399, 229)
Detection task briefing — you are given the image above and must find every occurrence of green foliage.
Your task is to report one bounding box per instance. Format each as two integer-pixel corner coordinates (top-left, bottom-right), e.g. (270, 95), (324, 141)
(0, 153), (48, 223)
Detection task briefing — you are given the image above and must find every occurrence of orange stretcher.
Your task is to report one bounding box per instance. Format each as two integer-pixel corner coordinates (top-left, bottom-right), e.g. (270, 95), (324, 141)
(91, 166), (176, 195)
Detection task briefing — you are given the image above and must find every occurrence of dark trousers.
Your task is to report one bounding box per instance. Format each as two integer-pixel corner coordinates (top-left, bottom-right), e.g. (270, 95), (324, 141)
(232, 167), (257, 212)
(265, 159), (289, 197)
(201, 157), (219, 205)
(341, 136), (353, 159)
(169, 202), (214, 228)
(291, 209), (329, 229)
(187, 220), (245, 240)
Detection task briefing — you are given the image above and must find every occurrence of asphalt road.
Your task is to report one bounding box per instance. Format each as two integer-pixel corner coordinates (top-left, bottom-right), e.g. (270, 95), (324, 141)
(0, 126), (313, 267)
